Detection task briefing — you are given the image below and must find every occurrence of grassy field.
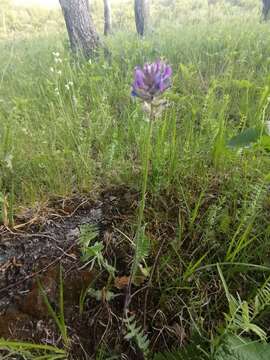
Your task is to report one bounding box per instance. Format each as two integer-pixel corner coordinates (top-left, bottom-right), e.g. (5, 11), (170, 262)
(2, 2), (270, 359)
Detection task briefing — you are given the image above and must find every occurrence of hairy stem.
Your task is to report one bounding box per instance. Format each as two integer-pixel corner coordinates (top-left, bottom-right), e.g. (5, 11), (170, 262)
(124, 104), (154, 314)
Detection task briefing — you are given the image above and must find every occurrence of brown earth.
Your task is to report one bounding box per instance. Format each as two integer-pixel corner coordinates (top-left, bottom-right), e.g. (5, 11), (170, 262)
(0, 187), (185, 359)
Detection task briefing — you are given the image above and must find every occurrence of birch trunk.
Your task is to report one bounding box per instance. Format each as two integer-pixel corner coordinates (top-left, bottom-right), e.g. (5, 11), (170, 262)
(59, 0), (100, 58)
(104, 0), (112, 36)
(134, 0), (149, 36)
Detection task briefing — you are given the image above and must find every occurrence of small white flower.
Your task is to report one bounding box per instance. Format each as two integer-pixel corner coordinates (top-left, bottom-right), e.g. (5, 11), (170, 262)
(55, 58), (62, 64)
(88, 59), (92, 64)
(53, 51), (60, 57)
(144, 116), (150, 123)
(68, 81), (73, 86)
(72, 96), (78, 106)
(65, 83), (70, 90)
(55, 87), (60, 96)
(57, 70), (62, 75)
(50, 67), (54, 72)
(4, 154), (13, 170)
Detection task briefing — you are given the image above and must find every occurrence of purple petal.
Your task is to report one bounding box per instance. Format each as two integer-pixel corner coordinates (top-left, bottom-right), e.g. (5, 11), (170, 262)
(150, 63), (157, 75)
(143, 64), (151, 74)
(155, 60), (161, 71)
(134, 67), (145, 88)
(154, 73), (162, 89)
(132, 60), (172, 100)
(160, 78), (171, 92)
(131, 89), (138, 97)
(159, 79), (165, 92)
(162, 65), (172, 80)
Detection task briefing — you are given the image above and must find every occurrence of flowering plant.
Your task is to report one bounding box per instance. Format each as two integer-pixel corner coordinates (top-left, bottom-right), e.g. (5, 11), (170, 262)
(125, 60), (173, 312)
(132, 60), (172, 102)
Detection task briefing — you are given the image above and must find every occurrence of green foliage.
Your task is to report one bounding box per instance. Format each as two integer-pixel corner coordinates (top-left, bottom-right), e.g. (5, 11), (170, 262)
(218, 264), (270, 341)
(87, 288), (118, 302)
(153, 344), (208, 360)
(79, 224), (115, 276)
(78, 223), (100, 254)
(124, 314), (150, 356)
(0, 0), (261, 38)
(254, 282), (270, 317)
(154, 336), (270, 360)
(0, 339), (66, 359)
(0, 1), (64, 37)
(215, 335), (270, 360)
(228, 128), (262, 148)
(131, 225), (150, 281)
(38, 266), (69, 347)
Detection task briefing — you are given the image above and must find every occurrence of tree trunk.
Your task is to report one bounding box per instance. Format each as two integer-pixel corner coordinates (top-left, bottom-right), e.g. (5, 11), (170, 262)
(103, 0), (112, 36)
(207, 0), (218, 5)
(59, 0), (100, 58)
(134, 0), (149, 36)
(262, 0), (270, 20)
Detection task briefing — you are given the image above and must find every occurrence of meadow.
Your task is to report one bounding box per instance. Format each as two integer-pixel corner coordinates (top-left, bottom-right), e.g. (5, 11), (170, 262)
(1, 0), (270, 359)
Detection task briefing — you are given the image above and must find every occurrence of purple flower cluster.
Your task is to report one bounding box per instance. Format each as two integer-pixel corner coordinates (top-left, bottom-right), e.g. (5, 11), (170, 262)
(131, 60), (172, 102)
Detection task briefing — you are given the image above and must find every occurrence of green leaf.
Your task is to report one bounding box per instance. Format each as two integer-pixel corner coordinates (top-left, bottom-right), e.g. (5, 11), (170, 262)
(154, 336), (270, 360)
(228, 128), (261, 148)
(124, 314), (150, 356)
(78, 224), (99, 252)
(216, 335), (270, 360)
(87, 288), (117, 302)
(132, 226), (150, 278)
(153, 344), (208, 360)
(259, 135), (270, 150)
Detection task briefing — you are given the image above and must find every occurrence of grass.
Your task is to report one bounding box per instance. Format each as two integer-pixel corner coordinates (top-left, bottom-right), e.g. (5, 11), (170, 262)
(2, 3), (270, 358)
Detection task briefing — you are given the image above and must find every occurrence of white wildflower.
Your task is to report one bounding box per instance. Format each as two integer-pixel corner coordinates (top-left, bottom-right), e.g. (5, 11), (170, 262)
(54, 58), (62, 64)
(50, 67), (54, 73)
(4, 154), (13, 170)
(72, 96), (78, 106)
(144, 116), (150, 123)
(57, 70), (62, 75)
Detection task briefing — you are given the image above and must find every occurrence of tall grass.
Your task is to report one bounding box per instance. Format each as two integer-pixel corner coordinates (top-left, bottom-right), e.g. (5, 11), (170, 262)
(1, 18), (270, 205)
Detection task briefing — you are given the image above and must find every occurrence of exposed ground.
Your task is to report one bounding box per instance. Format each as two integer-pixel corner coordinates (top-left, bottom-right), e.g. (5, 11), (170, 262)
(0, 187), (185, 359)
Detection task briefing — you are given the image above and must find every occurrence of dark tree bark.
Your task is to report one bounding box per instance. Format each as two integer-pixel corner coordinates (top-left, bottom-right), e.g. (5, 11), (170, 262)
(262, 0), (270, 20)
(103, 0), (112, 36)
(134, 0), (149, 36)
(59, 0), (100, 58)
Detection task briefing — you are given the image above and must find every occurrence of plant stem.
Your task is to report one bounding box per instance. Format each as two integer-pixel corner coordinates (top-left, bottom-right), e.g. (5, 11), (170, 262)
(124, 104), (154, 314)
(136, 106), (154, 240)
